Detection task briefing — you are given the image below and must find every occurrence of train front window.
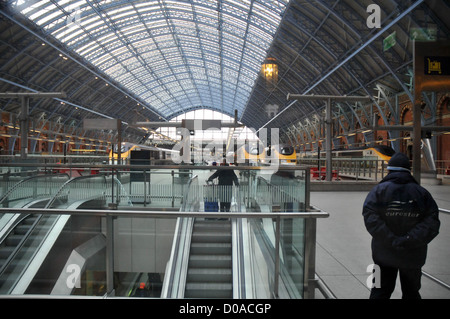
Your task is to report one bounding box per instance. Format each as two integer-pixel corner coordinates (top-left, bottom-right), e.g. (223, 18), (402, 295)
(113, 144), (127, 154)
(245, 144), (263, 155)
(280, 146), (294, 155)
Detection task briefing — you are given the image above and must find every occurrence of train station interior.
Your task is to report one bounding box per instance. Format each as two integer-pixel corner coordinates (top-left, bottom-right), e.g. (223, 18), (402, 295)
(0, 0), (449, 302)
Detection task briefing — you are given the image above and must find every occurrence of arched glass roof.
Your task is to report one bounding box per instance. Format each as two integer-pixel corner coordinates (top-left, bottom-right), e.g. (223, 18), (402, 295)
(10, 0), (289, 120)
(3, 0), (449, 147)
(156, 108), (259, 142)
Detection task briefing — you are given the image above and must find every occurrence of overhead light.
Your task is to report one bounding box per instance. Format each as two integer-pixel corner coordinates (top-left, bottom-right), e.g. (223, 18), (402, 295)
(261, 57), (278, 89)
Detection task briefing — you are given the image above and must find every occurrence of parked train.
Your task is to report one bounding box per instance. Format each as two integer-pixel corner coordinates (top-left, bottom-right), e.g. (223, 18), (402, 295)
(332, 145), (395, 162)
(109, 142), (179, 164)
(363, 145), (395, 162)
(236, 143), (265, 164)
(264, 144), (297, 165)
(299, 145), (395, 162)
(236, 143), (297, 165)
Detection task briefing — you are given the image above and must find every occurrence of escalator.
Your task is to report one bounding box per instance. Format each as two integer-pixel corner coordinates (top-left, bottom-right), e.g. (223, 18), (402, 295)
(0, 174), (70, 294)
(0, 215), (39, 264)
(162, 174), (316, 299)
(0, 173), (126, 295)
(162, 177), (240, 299)
(120, 272), (163, 298)
(184, 218), (233, 298)
(0, 214), (43, 292)
(0, 208), (97, 294)
(0, 170), (321, 298)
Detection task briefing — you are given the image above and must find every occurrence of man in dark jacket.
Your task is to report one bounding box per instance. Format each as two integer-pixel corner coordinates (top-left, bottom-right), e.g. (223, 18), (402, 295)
(362, 152), (440, 299)
(207, 159), (239, 212)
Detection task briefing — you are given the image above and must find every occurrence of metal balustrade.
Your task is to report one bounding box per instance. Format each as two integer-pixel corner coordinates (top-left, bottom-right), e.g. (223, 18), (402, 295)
(0, 164), (328, 298)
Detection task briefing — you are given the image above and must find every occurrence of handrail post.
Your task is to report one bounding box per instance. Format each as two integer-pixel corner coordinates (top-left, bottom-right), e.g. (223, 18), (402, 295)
(375, 159), (379, 181)
(273, 215), (281, 298)
(303, 217), (317, 299)
(111, 168), (114, 205)
(171, 170), (175, 207)
(143, 169), (147, 207)
(106, 212), (115, 296)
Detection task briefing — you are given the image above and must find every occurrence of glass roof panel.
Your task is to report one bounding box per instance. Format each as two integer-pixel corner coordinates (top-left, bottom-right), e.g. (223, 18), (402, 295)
(11, 0), (289, 119)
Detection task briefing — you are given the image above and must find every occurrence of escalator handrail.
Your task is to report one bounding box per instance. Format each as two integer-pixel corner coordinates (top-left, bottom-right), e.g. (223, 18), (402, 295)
(161, 216), (194, 298)
(180, 175), (198, 212)
(0, 174), (108, 288)
(0, 212), (32, 246)
(0, 211), (44, 280)
(0, 173), (70, 205)
(44, 174), (108, 209)
(162, 175), (198, 298)
(232, 218), (247, 298)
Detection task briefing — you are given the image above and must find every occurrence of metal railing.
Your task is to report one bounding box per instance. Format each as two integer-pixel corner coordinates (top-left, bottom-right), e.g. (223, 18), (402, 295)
(0, 163), (326, 298)
(300, 157), (388, 181)
(0, 174), (121, 294)
(0, 206), (328, 298)
(0, 173), (70, 208)
(436, 160), (450, 176)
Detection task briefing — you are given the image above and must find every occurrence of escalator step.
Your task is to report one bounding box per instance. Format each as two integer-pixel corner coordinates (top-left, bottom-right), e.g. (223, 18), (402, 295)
(14, 224), (50, 235)
(5, 234), (45, 246)
(184, 283), (232, 298)
(0, 246), (15, 259)
(194, 220), (231, 232)
(187, 268), (232, 282)
(189, 254), (231, 268)
(190, 242), (232, 255)
(191, 232), (231, 243)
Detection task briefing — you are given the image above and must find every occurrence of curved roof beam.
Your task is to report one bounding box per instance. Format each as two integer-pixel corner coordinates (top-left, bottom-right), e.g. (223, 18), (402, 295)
(256, 0), (424, 132)
(314, 0), (414, 102)
(9, 0), (289, 120)
(0, 8), (166, 122)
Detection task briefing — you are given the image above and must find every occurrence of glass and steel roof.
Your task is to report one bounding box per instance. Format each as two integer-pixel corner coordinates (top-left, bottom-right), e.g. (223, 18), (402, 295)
(10, 0), (289, 120)
(3, 0), (449, 146)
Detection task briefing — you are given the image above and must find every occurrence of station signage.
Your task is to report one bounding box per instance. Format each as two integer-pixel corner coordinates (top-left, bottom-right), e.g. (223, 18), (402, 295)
(424, 56), (450, 76)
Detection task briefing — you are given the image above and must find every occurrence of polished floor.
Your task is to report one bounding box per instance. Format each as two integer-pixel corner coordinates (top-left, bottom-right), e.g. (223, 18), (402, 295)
(311, 181), (450, 299)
